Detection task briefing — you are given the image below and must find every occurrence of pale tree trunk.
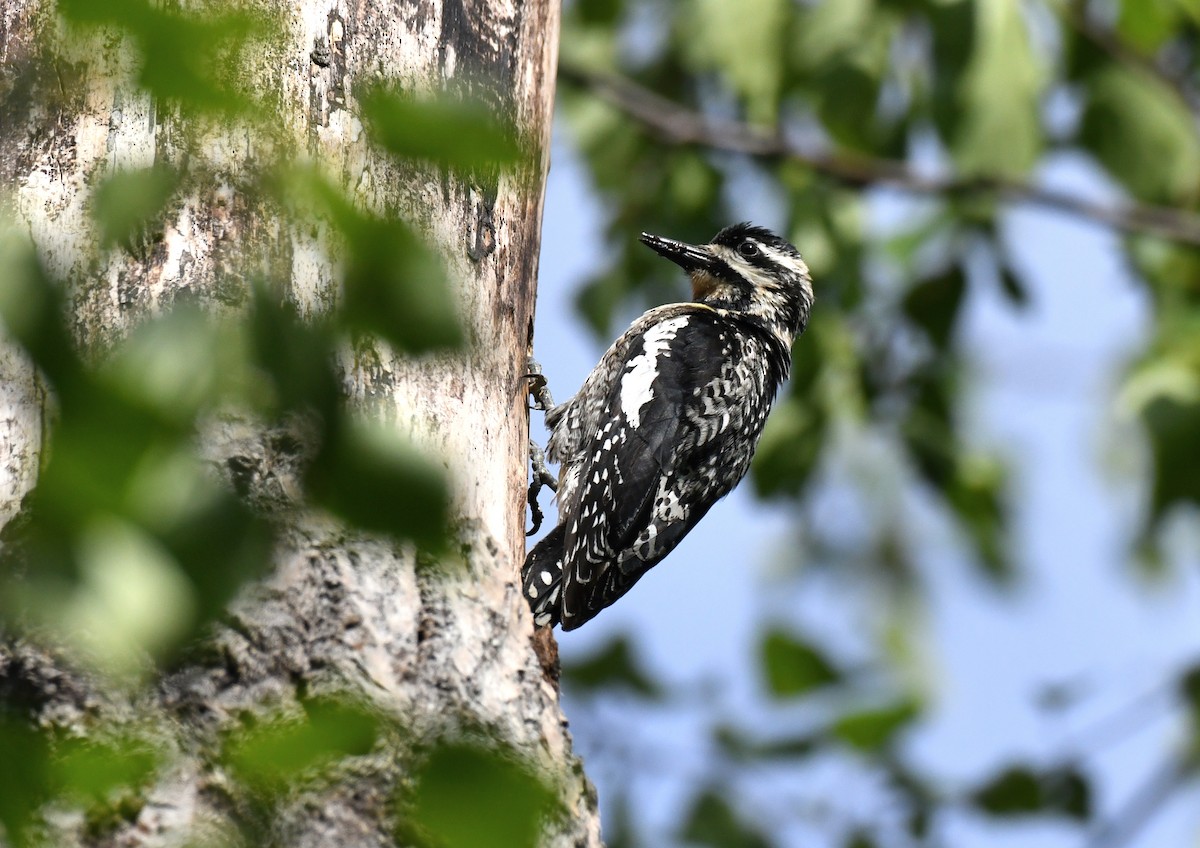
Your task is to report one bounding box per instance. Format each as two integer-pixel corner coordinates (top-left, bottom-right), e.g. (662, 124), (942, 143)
(0, 0), (600, 845)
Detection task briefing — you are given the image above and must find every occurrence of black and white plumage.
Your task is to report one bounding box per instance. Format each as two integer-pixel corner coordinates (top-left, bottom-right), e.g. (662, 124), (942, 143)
(523, 223), (814, 631)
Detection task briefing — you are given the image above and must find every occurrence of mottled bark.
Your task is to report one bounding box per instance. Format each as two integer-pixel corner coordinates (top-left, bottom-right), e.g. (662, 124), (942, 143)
(0, 0), (599, 845)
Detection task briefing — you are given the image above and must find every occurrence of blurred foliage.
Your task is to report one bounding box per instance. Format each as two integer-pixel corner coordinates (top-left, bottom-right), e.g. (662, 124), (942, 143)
(759, 627), (841, 698)
(399, 738), (562, 848)
(561, 634), (663, 697)
(0, 0), (547, 843)
(556, 0), (1200, 844)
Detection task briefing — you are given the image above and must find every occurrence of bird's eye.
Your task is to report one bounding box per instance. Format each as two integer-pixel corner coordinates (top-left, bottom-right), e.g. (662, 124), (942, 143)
(737, 241), (759, 257)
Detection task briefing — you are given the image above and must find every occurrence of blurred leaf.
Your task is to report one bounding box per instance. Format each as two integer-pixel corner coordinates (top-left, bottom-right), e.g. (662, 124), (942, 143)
(679, 0), (788, 123)
(679, 788), (771, 848)
(831, 698), (919, 752)
(1080, 66), (1200, 202)
(813, 60), (884, 150)
(997, 263), (1030, 309)
(56, 0), (146, 23)
(793, 0), (873, 71)
(947, 454), (1012, 581)
(954, 0), (1043, 176)
(1117, 0), (1180, 52)
(306, 418), (451, 549)
(361, 88), (523, 174)
(751, 326), (827, 498)
(928, 0), (977, 143)
(248, 284), (340, 418)
(760, 628), (841, 698)
(844, 831), (878, 848)
(226, 698), (380, 790)
(574, 266), (633, 336)
(91, 166), (179, 250)
(59, 0), (263, 114)
(0, 717), (50, 848)
(712, 724), (820, 763)
(1178, 663), (1200, 733)
(288, 173), (464, 354)
(901, 365), (957, 488)
(902, 267), (966, 350)
(406, 741), (559, 848)
(103, 308), (255, 424)
(561, 635), (661, 697)
(1139, 394), (1200, 522)
(341, 219), (463, 354)
(599, 792), (638, 848)
(0, 232), (80, 386)
(576, 0), (623, 26)
(53, 737), (160, 803)
(973, 766), (1040, 815)
(971, 764), (1091, 821)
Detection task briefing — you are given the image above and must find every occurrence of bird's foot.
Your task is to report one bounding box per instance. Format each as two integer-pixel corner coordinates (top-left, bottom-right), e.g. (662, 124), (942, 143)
(526, 438), (558, 536)
(525, 356), (555, 412)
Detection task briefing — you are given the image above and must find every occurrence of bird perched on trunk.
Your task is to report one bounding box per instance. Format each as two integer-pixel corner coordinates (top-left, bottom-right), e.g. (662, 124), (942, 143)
(524, 223), (814, 631)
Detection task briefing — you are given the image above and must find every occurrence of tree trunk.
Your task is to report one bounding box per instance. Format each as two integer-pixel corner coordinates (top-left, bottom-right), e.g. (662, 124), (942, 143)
(0, 0), (599, 845)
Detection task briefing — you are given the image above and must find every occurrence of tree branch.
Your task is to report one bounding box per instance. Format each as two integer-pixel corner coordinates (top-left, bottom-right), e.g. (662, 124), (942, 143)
(559, 66), (1200, 246)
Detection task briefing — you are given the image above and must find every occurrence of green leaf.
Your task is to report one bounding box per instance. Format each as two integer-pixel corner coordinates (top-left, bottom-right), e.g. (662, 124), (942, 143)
(813, 60), (884, 150)
(341, 218), (464, 354)
(679, 788), (772, 848)
(0, 718), (51, 848)
(1139, 394), (1200, 521)
(679, 0), (789, 123)
(948, 454), (1012, 581)
(1116, 0), (1180, 52)
(360, 88), (523, 174)
(248, 284), (340, 418)
(1180, 663), (1200, 713)
(289, 173), (464, 354)
(52, 738), (160, 803)
(953, 0), (1043, 177)
(997, 264), (1031, 309)
(406, 742), (559, 848)
(575, 0), (624, 26)
(91, 166), (179, 250)
(902, 267), (967, 350)
(751, 320), (828, 498)
(925, 0), (977, 142)
(103, 307), (252, 423)
(831, 698), (920, 752)
(306, 418), (451, 548)
(226, 698), (380, 790)
(60, 0), (263, 114)
(971, 764), (1091, 821)
(759, 628), (841, 698)
(712, 725), (821, 763)
(0, 232), (80, 386)
(1080, 66), (1200, 202)
(793, 0), (874, 71)
(561, 635), (662, 697)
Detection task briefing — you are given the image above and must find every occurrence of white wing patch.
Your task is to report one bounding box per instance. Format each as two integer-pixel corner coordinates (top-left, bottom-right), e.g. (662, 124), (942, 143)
(618, 315), (689, 428)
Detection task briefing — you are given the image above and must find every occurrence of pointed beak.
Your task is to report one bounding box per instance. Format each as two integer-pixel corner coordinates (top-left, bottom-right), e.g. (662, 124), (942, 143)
(639, 232), (716, 274)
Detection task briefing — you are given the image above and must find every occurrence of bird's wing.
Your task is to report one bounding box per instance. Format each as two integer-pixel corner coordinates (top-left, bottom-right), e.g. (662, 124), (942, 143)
(559, 307), (728, 629)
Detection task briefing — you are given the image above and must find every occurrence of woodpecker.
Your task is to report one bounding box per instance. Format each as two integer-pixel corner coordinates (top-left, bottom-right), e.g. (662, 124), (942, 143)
(523, 223), (814, 631)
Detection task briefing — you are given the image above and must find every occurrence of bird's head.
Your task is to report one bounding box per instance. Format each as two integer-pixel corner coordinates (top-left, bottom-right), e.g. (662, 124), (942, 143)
(639, 223), (814, 346)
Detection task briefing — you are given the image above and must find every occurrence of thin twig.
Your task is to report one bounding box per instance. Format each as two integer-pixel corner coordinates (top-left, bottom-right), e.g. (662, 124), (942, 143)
(559, 65), (1200, 246)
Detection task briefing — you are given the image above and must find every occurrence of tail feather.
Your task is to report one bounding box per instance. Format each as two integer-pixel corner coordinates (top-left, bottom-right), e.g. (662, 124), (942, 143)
(522, 525), (565, 628)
